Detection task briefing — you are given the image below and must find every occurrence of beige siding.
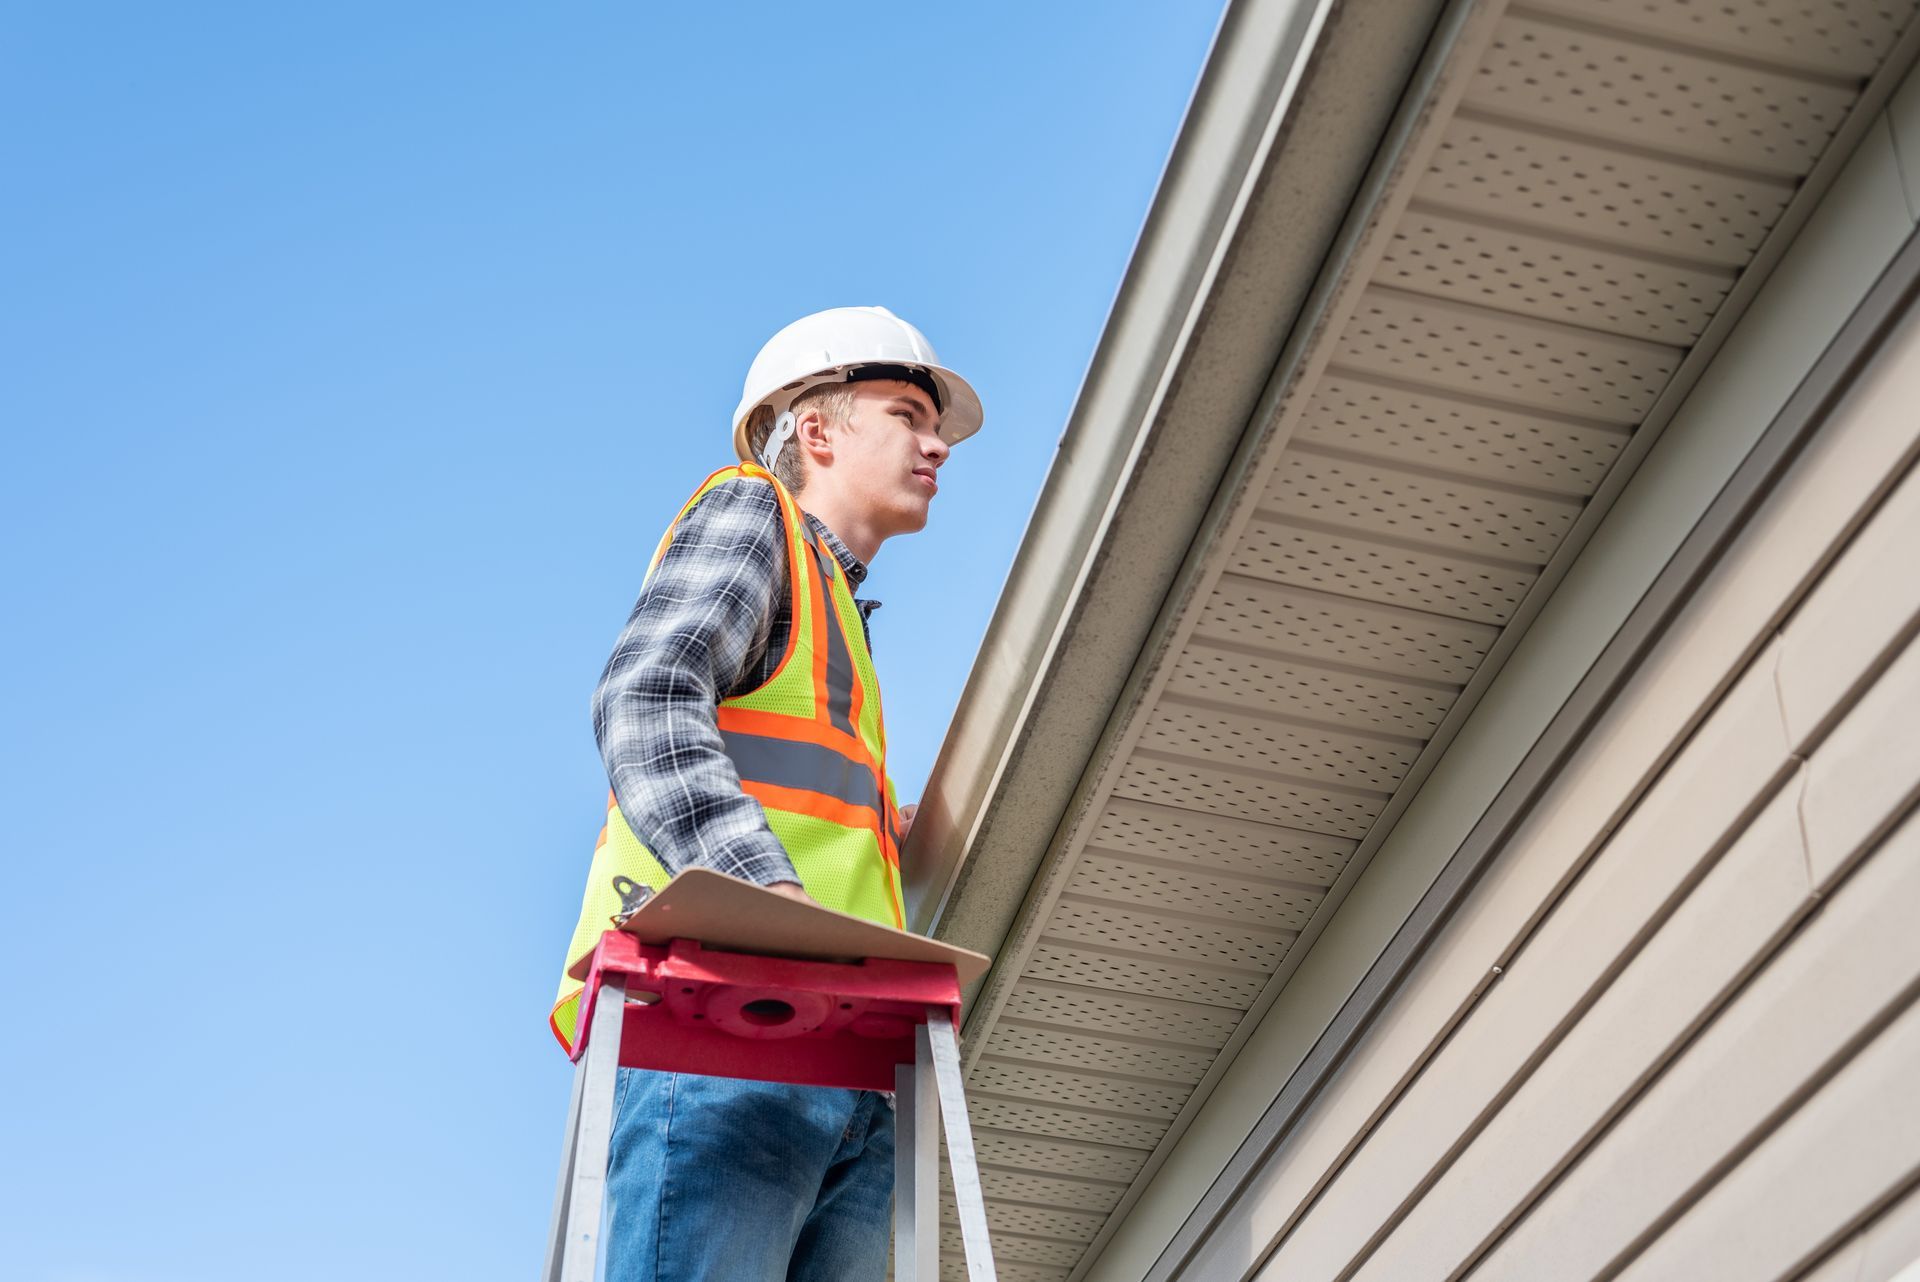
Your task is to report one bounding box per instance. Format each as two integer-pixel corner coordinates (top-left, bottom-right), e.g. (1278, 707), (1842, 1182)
(1796, 1176), (1920, 1280)
(1476, 798), (1920, 1279)
(1188, 281), (1920, 1279)
(1613, 883), (1920, 1280)
(1073, 3), (1920, 1271)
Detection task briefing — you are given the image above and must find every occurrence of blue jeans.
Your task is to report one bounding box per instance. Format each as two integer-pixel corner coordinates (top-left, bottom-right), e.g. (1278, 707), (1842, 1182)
(603, 1068), (894, 1282)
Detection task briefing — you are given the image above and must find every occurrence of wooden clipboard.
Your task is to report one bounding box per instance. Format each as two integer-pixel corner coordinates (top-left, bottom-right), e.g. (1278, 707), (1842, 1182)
(566, 868), (991, 986)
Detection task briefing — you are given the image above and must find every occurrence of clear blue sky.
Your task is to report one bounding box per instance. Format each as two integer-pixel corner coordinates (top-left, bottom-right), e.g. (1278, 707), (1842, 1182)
(0, 5), (1222, 1278)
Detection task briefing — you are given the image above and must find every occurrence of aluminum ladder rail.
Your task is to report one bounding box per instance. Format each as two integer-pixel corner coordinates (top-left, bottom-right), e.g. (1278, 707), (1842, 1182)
(541, 930), (997, 1281)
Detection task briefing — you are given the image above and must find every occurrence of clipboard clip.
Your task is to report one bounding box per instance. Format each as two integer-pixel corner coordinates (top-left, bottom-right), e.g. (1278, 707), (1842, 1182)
(609, 875), (654, 928)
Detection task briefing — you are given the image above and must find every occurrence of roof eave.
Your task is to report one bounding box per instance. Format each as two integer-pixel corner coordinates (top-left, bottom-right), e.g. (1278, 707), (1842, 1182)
(903, 0), (1457, 998)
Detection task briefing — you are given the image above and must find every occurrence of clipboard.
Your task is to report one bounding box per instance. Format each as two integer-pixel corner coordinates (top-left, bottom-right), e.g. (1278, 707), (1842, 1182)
(566, 868), (991, 986)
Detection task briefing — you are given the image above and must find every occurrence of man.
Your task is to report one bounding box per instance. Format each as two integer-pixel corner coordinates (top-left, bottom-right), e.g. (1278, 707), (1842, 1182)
(549, 306), (983, 1281)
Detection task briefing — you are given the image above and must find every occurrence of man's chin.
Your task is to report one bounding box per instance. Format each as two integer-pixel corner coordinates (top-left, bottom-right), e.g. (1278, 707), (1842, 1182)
(895, 501), (932, 535)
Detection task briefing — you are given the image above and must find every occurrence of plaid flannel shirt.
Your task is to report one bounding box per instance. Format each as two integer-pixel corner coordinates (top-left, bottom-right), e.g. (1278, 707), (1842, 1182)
(590, 474), (881, 887)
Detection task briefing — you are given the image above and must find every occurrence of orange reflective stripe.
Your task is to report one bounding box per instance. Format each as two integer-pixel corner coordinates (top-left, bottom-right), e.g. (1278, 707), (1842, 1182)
(716, 705), (871, 763)
(807, 532), (830, 722)
(811, 544), (858, 738)
(751, 463), (810, 693)
(740, 779), (884, 835)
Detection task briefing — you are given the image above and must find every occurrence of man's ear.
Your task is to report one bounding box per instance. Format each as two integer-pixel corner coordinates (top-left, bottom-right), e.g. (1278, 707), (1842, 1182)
(794, 404), (834, 468)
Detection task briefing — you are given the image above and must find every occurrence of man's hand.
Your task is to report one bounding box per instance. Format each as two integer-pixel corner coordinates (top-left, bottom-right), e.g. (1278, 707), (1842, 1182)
(900, 803), (918, 839)
(766, 880), (817, 906)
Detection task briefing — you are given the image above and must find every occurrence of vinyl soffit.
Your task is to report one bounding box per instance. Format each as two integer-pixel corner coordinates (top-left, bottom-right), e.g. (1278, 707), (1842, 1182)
(943, 1), (1920, 1277)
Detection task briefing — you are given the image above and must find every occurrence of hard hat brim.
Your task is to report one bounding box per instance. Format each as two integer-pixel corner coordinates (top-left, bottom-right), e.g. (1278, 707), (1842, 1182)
(731, 362), (984, 463)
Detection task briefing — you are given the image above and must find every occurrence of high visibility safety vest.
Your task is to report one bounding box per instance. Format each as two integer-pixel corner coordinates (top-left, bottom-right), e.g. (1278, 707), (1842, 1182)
(549, 462), (906, 1053)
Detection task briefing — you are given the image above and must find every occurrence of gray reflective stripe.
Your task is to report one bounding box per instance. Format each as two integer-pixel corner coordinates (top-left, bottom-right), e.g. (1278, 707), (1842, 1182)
(810, 541), (859, 738)
(721, 729), (881, 816)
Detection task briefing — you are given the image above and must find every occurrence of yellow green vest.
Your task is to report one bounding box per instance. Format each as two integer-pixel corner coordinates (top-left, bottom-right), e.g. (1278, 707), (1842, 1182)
(550, 463), (904, 1052)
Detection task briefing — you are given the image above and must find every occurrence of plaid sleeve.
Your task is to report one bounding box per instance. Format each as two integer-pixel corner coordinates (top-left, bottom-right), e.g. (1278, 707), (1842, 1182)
(590, 476), (801, 886)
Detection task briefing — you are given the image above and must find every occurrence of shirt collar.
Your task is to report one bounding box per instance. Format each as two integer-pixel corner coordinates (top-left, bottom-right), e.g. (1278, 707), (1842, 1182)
(803, 512), (869, 588)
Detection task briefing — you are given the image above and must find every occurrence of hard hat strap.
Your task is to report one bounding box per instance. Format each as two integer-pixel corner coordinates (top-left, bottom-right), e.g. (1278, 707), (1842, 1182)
(759, 410), (797, 474)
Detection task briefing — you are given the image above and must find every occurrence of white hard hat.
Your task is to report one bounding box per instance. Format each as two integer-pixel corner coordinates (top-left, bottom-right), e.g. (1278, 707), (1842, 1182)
(730, 306), (984, 464)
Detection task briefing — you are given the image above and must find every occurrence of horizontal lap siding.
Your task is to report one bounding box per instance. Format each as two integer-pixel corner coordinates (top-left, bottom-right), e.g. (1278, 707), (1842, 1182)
(1329, 693), (1812, 1281)
(1794, 1177), (1920, 1281)
(1610, 825), (1920, 1281)
(1229, 277), (1920, 1278)
(1476, 774), (1920, 1279)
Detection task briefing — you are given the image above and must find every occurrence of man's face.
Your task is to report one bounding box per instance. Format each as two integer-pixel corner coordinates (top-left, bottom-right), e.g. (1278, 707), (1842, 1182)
(833, 378), (949, 537)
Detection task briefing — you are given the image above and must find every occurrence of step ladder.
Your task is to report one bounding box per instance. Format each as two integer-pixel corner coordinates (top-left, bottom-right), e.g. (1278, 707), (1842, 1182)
(542, 928), (998, 1281)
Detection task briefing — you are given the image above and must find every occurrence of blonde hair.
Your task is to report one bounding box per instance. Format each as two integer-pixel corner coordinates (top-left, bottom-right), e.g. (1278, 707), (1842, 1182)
(744, 382), (857, 493)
